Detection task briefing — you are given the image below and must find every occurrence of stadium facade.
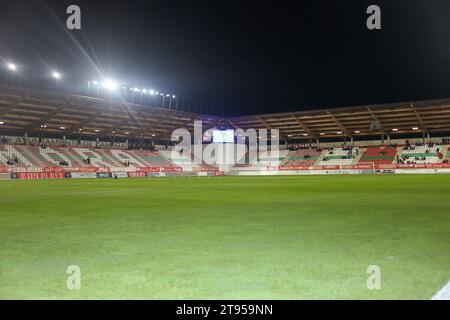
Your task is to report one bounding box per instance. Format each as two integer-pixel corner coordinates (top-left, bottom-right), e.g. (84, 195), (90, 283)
(1, 84), (450, 180)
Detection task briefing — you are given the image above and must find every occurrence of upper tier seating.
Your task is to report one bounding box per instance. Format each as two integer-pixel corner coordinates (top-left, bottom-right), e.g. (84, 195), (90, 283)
(359, 147), (397, 164)
(318, 148), (355, 166)
(281, 149), (322, 167)
(0, 145), (174, 168)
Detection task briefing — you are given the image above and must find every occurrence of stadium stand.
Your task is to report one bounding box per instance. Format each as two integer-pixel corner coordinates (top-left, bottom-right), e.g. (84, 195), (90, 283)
(0, 144), (175, 168)
(397, 144), (443, 164)
(318, 147), (356, 165)
(281, 149), (322, 167)
(359, 147), (397, 165)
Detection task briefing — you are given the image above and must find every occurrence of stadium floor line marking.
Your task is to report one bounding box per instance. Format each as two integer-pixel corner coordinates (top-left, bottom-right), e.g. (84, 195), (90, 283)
(432, 280), (450, 300)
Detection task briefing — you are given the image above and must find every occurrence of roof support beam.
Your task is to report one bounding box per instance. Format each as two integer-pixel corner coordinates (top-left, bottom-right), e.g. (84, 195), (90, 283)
(0, 99), (25, 119)
(326, 111), (348, 136)
(291, 114), (317, 139)
(366, 106), (387, 135)
(256, 116), (272, 130)
(410, 104), (428, 132)
(225, 119), (239, 130)
(24, 104), (70, 131)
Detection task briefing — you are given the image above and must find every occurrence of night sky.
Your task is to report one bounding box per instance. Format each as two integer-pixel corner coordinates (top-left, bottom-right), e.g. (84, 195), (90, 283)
(0, 0), (449, 116)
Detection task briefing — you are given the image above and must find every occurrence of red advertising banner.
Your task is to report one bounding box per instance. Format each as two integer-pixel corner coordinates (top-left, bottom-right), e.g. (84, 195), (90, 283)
(13, 172), (66, 179)
(278, 166), (310, 171)
(136, 167), (161, 173)
(192, 167), (219, 172)
(128, 172), (147, 178)
(161, 167), (183, 172)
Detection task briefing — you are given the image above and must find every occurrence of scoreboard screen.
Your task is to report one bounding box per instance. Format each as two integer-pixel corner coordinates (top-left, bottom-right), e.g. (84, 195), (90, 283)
(212, 130), (235, 143)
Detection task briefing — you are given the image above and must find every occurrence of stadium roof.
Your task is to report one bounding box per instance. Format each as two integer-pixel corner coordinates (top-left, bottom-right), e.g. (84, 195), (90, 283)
(227, 99), (450, 139)
(0, 85), (450, 140)
(0, 85), (221, 140)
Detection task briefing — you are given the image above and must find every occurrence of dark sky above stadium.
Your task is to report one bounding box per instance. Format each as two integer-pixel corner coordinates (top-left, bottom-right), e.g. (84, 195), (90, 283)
(0, 0), (449, 116)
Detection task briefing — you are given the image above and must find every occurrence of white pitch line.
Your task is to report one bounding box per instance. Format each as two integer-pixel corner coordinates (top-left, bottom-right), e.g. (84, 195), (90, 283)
(432, 280), (450, 300)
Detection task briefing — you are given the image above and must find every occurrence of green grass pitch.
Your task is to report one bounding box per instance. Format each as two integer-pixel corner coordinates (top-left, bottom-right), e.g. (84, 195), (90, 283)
(1, 175), (449, 299)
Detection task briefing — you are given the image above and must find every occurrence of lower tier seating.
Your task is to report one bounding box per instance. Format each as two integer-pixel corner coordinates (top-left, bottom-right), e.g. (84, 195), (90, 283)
(359, 147), (397, 164)
(318, 148), (355, 165)
(0, 144), (174, 168)
(281, 149), (322, 167)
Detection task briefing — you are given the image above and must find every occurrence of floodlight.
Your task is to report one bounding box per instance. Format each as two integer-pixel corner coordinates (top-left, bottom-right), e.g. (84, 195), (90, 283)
(412, 127), (419, 130)
(52, 71), (61, 79)
(0, 121), (4, 125)
(7, 63), (16, 71)
(150, 90), (155, 95)
(102, 79), (118, 91)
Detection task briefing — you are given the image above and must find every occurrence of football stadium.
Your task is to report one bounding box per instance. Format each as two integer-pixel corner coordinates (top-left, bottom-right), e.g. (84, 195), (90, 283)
(1, 1), (450, 303)
(1, 84), (450, 300)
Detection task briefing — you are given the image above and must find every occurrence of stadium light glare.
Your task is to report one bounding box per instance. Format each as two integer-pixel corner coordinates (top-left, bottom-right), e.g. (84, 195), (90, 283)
(0, 121), (4, 125)
(287, 134), (293, 137)
(102, 79), (118, 91)
(320, 132), (325, 136)
(172, 95), (176, 99)
(337, 131), (342, 134)
(392, 128), (399, 132)
(150, 90), (155, 95)
(40, 124), (47, 128)
(60, 126), (66, 130)
(166, 94), (170, 97)
(7, 63), (16, 71)
(303, 133), (308, 137)
(354, 130), (360, 134)
(160, 93), (164, 96)
(94, 129), (100, 133)
(151, 134), (156, 137)
(412, 127), (419, 130)
(142, 89), (148, 94)
(52, 71), (61, 79)
(93, 81), (99, 85)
